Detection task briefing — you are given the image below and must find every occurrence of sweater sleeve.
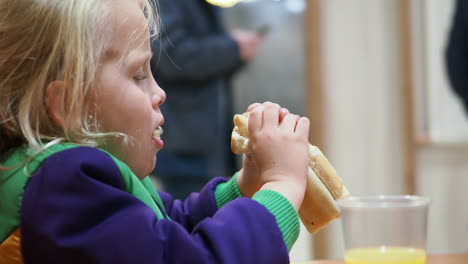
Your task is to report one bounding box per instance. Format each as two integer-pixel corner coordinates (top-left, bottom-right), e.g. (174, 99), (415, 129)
(20, 148), (291, 264)
(157, 172), (242, 231)
(156, 176), (233, 232)
(161, 171), (299, 251)
(213, 173), (300, 250)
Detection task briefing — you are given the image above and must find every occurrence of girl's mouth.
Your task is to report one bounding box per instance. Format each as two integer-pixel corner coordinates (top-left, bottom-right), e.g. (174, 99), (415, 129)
(152, 126), (163, 140)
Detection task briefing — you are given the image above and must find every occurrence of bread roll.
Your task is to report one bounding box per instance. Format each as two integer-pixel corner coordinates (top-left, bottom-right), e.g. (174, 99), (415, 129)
(231, 113), (349, 233)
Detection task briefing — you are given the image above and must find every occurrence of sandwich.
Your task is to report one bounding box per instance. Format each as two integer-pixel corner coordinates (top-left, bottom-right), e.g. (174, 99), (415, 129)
(231, 113), (350, 234)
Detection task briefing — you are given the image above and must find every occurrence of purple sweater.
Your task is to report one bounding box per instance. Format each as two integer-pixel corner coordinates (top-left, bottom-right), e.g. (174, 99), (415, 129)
(20, 147), (296, 263)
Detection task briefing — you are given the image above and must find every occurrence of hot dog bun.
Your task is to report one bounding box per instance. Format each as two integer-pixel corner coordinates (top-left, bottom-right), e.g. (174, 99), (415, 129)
(231, 113), (349, 233)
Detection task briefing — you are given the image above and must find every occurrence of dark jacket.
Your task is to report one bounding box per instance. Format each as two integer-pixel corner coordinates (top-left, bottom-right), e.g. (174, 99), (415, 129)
(446, 0), (468, 114)
(151, 0), (242, 155)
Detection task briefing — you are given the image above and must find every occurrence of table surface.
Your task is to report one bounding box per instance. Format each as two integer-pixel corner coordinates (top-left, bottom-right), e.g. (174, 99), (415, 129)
(293, 253), (468, 264)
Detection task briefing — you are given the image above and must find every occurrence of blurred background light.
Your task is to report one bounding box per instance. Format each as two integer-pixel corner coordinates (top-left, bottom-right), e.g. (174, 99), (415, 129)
(207, 0), (293, 8)
(206, 0), (245, 8)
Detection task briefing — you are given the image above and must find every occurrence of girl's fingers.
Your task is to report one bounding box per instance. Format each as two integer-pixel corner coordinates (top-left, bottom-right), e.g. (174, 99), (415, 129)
(262, 103), (281, 130)
(248, 105), (264, 133)
(295, 117), (310, 137)
(247, 103), (261, 112)
(279, 108), (289, 122)
(280, 113), (299, 132)
(247, 102), (287, 132)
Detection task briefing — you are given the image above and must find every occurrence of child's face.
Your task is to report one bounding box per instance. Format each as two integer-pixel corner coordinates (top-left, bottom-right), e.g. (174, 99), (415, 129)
(93, 0), (165, 179)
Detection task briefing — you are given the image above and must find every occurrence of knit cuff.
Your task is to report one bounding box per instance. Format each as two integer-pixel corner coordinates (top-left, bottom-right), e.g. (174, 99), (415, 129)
(252, 190), (300, 252)
(214, 172), (242, 209)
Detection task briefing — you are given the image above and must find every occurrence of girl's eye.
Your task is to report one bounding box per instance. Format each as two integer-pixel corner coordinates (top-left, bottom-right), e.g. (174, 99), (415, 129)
(133, 75), (148, 81)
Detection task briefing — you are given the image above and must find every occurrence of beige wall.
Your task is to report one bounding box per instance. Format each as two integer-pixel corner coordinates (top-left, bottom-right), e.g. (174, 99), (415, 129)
(320, 0), (404, 258)
(295, 0), (468, 260)
(412, 0), (468, 255)
(418, 146), (468, 254)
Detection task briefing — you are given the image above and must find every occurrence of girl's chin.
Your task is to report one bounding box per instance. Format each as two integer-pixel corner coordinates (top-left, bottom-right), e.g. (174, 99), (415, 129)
(142, 157), (157, 178)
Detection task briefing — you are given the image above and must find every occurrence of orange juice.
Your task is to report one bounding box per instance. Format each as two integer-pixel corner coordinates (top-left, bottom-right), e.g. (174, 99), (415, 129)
(345, 247), (426, 264)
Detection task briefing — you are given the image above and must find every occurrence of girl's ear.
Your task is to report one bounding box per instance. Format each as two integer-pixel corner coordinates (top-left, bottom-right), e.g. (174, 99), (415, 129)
(45, 81), (66, 126)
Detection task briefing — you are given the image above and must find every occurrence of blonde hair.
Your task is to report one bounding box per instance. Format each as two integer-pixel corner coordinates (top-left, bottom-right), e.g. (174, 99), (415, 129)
(0, 0), (158, 156)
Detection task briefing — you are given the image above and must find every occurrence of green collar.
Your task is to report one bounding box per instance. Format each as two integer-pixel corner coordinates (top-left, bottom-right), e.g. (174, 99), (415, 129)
(0, 143), (167, 242)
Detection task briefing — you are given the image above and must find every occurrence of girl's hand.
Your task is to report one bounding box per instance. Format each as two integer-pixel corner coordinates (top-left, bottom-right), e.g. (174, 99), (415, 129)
(249, 102), (310, 211)
(237, 103), (290, 197)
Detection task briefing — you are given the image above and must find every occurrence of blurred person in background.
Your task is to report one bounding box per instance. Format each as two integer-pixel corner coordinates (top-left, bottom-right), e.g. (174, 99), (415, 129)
(446, 0), (468, 116)
(150, 0), (264, 199)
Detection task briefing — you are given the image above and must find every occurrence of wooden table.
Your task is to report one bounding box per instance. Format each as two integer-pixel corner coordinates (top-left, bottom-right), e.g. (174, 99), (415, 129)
(294, 253), (468, 264)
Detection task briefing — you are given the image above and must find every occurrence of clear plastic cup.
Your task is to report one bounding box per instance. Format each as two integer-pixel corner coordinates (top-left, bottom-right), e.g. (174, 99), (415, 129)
(337, 195), (430, 264)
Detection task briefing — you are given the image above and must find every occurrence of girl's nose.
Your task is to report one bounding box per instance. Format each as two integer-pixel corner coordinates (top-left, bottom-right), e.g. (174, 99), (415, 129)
(152, 84), (166, 109)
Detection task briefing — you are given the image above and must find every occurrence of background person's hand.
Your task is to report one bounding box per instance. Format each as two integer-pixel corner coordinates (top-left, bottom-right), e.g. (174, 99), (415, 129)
(230, 29), (263, 62)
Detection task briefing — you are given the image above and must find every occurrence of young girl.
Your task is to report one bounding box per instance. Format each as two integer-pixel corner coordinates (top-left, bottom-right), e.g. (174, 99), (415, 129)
(0, 0), (310, 263)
